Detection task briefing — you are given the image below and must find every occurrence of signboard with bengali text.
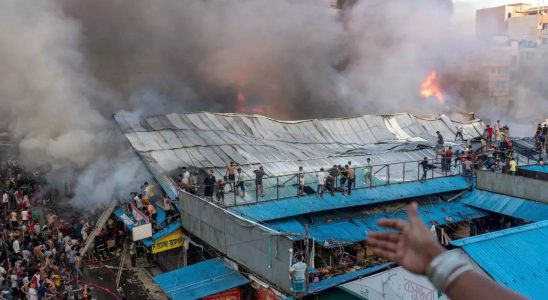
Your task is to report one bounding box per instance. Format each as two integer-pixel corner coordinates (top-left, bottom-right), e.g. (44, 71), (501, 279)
(151, 228), (184, 254)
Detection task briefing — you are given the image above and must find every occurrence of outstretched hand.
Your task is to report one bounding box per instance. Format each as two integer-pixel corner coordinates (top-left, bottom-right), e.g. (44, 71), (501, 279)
(367, 202), (445, 275)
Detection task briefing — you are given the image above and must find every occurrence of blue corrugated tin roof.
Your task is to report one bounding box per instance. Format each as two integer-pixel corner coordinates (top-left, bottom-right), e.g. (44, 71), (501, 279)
(230, 176), (469, 222)
(113, 208), (181, 247)
(452, 221), (548, 300)
(285, 263), (391, 299)
(520, 165), (548, 173)
(154, 258), (249, 300)
(267, 200), (486, 244)
(461, 190), (548, 222)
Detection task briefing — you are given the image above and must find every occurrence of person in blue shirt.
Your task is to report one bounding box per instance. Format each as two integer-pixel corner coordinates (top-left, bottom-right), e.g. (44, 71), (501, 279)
(37, 280), (49, 300)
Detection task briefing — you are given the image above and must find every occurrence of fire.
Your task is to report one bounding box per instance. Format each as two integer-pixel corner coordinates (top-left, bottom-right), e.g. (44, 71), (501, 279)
(420, 71), (444, 104)
(237, 90), (246, 104)
(235, 90), (265, 114)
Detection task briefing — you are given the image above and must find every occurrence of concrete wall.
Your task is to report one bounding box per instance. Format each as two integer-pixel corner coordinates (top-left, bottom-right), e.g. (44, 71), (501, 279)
(477, 170), (548, 204)
(179, 191), (294, 293)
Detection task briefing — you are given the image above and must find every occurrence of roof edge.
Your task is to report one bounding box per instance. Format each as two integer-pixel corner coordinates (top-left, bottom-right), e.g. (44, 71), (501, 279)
(451, 220), (548, 247)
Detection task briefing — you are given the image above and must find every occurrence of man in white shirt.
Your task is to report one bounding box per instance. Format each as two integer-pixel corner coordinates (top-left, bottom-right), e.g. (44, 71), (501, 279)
(180, 167), (190, 190)
(12, 238), (20, 254)
(316, 168), (325, 199)
(298, 167), (305, 197)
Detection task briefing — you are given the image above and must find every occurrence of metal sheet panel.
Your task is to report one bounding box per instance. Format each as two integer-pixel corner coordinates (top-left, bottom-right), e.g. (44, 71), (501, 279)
(153, 258), (250, 300)
(267, 200), (486, 244)
(230, 176), (469, 222)
(461, 190), (548, 222)
(452, 221), (548, 300)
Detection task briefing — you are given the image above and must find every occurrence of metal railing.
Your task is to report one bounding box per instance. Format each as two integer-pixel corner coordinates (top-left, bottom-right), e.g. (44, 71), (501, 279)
(183, 158), (463, 208)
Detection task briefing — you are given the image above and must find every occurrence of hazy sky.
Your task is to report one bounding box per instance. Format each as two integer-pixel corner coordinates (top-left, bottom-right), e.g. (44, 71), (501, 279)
(456, 0), (536, 9)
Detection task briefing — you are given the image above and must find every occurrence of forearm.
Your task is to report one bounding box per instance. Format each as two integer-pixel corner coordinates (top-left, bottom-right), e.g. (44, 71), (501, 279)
(446, 271), (526, 300)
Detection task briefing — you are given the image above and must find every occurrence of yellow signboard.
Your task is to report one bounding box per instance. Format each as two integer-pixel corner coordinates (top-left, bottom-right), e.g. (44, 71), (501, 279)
(152, 229), (184, 254)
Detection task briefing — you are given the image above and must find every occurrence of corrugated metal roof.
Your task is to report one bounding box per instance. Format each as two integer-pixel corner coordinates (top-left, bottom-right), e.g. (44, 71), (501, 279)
(461, 190), (548, 222)
(114, 112), (482, 205)
(452, 221), (548, 300)
(520, 165), (548, 174)
(153, 257), (249, 300)
(230, 176), (469, 222)
(267, 200), (486, 244)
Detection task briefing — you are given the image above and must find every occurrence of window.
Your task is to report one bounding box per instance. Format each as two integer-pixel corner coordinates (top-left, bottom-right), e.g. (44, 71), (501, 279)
(543, 23), (548, 30)
(508, 12), (512, 18)
(495, 81), (505, 90)
(511, 56), (518, 66)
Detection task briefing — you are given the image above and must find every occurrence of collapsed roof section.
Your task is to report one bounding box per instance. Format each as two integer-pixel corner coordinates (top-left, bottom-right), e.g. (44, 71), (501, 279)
(114, 111), (484, 200)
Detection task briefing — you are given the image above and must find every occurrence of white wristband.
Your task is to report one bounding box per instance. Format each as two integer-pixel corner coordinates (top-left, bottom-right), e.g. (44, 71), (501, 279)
(426, 251), (472, 292)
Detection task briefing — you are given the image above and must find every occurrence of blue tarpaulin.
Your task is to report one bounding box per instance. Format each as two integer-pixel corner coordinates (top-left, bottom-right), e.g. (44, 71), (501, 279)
(460, 190), (548, 222)
(230, 176), (469, 222)
(153, 258), (249, 300)
(452, 221), (548, 300)
(267, 200), (486, 244)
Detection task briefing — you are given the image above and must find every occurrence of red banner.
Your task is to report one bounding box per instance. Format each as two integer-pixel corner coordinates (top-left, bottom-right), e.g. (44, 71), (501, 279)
(204, 288), (240, 300)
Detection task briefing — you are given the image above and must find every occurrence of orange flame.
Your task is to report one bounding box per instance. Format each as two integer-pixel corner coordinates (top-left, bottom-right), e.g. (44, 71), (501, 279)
(420, 71), (444, 104)
(235, 90), (265, 114)
(237, 90), (246, 104)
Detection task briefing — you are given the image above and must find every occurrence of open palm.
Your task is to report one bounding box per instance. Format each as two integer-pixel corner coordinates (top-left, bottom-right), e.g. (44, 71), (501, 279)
(367, 203), (445, 274)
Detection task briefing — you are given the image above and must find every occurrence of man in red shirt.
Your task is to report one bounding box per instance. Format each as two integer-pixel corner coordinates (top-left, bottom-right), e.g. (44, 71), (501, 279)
(445, 146), (453, 173)
(485, 125), (494, 144)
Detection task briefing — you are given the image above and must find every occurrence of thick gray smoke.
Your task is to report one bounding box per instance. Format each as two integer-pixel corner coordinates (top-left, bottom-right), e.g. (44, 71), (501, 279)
(1, 0), (544, 207)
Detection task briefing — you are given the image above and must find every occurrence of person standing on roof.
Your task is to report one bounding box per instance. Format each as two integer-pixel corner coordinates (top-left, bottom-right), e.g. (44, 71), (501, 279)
(339, 165), (348, 195)
(253, 166), (266, 197)
(316, 168), (325, 199)
(455, 126), (464, 141)
(420, 157), (429, 182)
(226, 162), (236, 193)
(364, 158), (373, 188)
(436, 131), (444, 149)
(216, 177), (226, 203)
(508, 157), (517, 175)
(297, 166), (305, 197)
(494, 120), (501, 134)
(485, 125), (494, 145)
(463, 157), (473, 184)
(203, 170), (216, 199)
(179, 167), (190, 191)
(346, 165), (355, 196)
(236, 167), (245, 198)
(445, 147), (453, 173)
(327, 165), (339, 196)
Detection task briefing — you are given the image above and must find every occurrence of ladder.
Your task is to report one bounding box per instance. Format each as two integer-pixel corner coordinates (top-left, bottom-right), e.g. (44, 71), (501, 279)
(79, 204), (116, 257)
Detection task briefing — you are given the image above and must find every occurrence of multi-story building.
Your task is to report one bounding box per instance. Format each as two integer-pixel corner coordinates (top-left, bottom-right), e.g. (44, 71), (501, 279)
(459, 3), (548, 116)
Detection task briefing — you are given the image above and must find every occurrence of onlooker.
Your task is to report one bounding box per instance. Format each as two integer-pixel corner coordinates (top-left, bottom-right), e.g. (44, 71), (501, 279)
(363, 158), (373, 187)
(253, 166), (266, 197)
(508, 157), (517, 175)
(226, 162), (236, 192)
(316, 168), (325, 199)
(236, 168), (245, 198)
(346, 165), (355, 195)
(436, 131), (444, 149)
(445, 146), (453, 173)
(485, 125), (494, 144)
(297, 167), (305, 197)
(289, 254), (307, 300)
(215, 177), (226, 203)
(339, 165), (348, 195)
(327, 165), (339, 196)
(203, 170), (216, 198)
(420, 157), (429, 182)
(180, 167), (190, 191)
(455, 126), (464, 141)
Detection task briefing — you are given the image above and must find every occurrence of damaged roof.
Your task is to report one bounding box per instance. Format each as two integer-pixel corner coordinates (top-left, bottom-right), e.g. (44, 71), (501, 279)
(114, 111), (483, 203)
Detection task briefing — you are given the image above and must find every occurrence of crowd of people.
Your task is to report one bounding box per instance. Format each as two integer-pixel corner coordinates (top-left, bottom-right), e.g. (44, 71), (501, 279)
(0, 159), (97, 299)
